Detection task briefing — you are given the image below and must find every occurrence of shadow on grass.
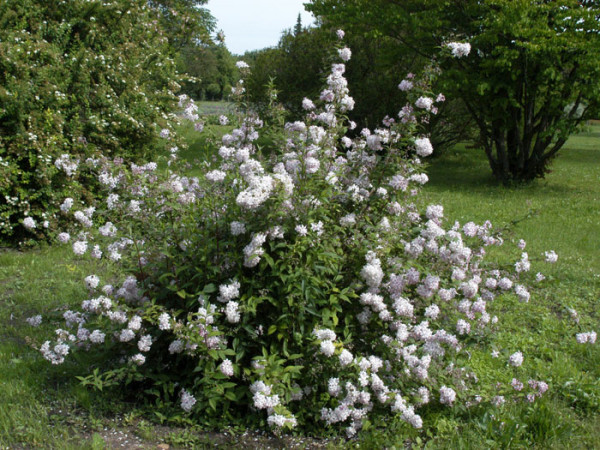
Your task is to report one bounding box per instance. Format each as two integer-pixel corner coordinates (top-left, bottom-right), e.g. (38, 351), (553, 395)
(426, 144), (599, 198)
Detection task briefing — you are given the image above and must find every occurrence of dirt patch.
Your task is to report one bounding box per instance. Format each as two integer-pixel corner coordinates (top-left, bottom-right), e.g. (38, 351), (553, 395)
(75, 418), (341, 449)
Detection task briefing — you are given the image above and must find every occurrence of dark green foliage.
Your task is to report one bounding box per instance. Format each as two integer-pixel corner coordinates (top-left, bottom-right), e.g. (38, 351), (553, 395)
(307, 0), (600, 182)
(177, 42), (237, 101)
(244, 27), (332, 119)
(148, 0), (215, 50)
(244, 24), (475, 146)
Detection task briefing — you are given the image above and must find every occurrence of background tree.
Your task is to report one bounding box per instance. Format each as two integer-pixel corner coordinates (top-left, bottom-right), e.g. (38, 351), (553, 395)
(147, 0), (215, 50)
(308, 0), (600, 182)
(244, 15), (475, 146)
(178, 42), (237, 101)
(244, 27), (331, 118)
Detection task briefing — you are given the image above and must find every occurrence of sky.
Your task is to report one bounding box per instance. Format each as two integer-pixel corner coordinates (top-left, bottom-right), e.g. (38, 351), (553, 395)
(206, 0), (315, 55)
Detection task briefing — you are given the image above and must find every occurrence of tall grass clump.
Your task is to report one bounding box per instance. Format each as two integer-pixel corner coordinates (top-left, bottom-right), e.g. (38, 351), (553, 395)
(27, 34), (579, 437)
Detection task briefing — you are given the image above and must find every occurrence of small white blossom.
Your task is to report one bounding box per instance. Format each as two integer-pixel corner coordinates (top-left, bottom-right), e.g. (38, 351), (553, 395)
(26, 315), (42, 327)
(158, 313), (171, 330)
(338, 47), (351, 61)
(446, 42), (471, 58)
(509, 351), (524, 367)
(84, 275), (100, 290)
(545, 250), (558, 263)
(219, 359), (234, 377)
(414, 137), (433, 157)
(180, 389), (197, 412)
(439, 386), (456, 405)
(23, 217), (36, 230)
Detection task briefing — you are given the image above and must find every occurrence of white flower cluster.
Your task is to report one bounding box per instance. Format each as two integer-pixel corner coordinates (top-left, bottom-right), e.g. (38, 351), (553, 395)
(26, 315), (42, 327)
(218, 280), (240, 303)
(576, 331), (597, 344)
(23, 217), (36, 230)
(180, 389), (197, 412)
(243, 233), (266, 268)
(414, 137), (434, 157)
(54, 154), (79, 176)
(314, 328), (337, 357)
(446, 42), (471, 58)
(509, 351), (524, 367)
(251, 381), (280, 410)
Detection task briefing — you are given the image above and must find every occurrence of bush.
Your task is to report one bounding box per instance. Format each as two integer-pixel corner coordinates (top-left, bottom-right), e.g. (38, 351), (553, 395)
(0, 0), (179, 243)
(35, 38), (559, 436)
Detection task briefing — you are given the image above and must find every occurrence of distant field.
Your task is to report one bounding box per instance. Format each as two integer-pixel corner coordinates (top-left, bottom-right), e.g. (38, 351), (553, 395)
(196, 101), (233, 115)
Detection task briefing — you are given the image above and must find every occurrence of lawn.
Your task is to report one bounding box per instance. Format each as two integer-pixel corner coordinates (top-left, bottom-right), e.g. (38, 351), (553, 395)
(0, 125), (598, 448)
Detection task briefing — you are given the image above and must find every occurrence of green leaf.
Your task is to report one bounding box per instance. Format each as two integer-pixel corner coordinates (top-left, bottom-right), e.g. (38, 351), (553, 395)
(203, 283), (217, 294)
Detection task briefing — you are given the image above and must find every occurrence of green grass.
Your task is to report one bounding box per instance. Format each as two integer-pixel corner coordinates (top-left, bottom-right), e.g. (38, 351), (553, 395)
(1, 127), (599, 448)
(196, 101), (233, 116)
(406, 125), (600, 448)
(0, 247), (111, 447)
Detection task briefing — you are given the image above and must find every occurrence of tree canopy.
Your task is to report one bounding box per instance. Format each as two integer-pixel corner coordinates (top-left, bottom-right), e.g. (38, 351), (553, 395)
(308, 0), (600, 182)
(148, 0), (215, 49)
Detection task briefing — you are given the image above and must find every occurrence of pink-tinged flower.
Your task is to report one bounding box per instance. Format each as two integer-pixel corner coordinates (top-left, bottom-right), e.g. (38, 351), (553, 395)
(398, 79), (413, 91)
(57, 232), (70, 243)
(415, 97), (434, 111)
(206, 170), (226, 183)
(89, 330), (105, 344)
(26, 315), (42, 327)
(456, 319), (471, 335)
(511, 378), (524, 391)
(130, 353), (146, 365)
(492, 395), (505, 407)
(302, 97), (315, 110)
(535, 272), (546, 282)
(338, 47), (351, 61)
(295, 224), (308, 236)
(180, 389), (196, 412)
(72, 241), (88, 256)
(439, 386), (456, 405)
(576, 331), (597, 344)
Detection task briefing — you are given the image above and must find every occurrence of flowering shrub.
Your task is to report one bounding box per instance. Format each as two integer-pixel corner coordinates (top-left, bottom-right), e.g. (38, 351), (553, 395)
(0, 0), (180, 243)
(35, 37), (565, 436)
